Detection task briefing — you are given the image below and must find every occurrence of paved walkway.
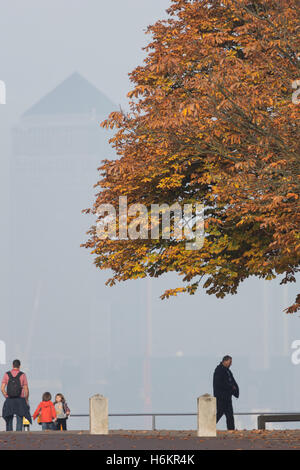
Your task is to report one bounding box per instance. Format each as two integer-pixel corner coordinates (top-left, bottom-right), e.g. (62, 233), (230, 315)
(0, 430), (300, 450)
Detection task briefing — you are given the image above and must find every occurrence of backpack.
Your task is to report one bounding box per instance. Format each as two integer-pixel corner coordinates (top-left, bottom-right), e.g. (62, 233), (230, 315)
(63, 401), (70, 418)
(6, 371), (23, 398)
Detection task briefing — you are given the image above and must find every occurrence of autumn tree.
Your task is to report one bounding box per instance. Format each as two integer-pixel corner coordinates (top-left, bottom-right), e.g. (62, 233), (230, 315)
(83, 0), (300, 312)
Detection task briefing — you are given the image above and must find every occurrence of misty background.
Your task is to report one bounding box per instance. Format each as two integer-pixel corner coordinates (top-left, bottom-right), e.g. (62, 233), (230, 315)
(0, 0), (299, 431)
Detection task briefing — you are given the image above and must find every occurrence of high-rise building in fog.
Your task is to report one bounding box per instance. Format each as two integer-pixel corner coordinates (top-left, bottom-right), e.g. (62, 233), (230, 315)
(9, 73), (122, 407)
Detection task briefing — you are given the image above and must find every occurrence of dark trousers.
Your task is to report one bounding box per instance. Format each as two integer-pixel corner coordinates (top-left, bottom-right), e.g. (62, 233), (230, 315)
(216, 396), (235, 430)
(41, 422), (55, 431)
(56, 418), (67, 430)
(5, 415), (23, 431)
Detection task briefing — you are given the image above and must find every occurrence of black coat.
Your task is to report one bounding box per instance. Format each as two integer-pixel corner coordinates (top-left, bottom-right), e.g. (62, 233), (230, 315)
(213, 363), (239, 400)
(2, 397), (32, 423)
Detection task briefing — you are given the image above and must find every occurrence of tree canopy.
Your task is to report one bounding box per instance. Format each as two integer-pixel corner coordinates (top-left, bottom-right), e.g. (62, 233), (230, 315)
(83, 0), (300, 313)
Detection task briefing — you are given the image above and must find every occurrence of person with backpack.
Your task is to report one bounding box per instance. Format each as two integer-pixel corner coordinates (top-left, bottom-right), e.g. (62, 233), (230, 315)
(1, 359), (32, 431)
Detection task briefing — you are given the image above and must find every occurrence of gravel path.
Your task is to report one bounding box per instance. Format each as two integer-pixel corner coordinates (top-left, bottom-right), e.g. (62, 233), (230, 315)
(0, 429), (299, 450)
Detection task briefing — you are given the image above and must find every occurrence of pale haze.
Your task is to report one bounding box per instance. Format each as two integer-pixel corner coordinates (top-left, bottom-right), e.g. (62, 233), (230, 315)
(0, 0), (299, 431)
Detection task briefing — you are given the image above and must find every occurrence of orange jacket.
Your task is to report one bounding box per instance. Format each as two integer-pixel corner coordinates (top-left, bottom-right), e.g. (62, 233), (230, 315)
(33, 401), (56, 423)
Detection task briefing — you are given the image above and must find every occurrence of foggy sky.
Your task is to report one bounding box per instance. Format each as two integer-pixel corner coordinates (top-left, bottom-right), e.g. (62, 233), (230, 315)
(0, 0), (299, 431)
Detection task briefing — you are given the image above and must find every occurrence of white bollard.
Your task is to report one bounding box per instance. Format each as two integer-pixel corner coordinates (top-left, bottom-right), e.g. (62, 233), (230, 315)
(197, 394), (216, 437)
(89, 394), (109, 435)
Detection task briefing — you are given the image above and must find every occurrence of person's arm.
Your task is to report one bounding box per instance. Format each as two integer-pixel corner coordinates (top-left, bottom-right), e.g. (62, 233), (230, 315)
(1, 382), (7, 398)
(32, 403), (41, 420)
(23, 385), (29, 401)
(1, 374), (8, 398)
(51, 403), (57, 421)
(231, 375), (239, 397)
(21, 373), (29, 401)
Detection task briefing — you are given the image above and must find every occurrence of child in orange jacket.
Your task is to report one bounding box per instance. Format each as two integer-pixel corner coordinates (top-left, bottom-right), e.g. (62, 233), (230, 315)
(33, 392), (57, 430)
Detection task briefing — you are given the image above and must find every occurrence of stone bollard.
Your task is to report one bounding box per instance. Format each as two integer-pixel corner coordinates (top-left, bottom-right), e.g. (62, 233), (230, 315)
(197, 394), (216, 437)
(89, 394), (109, 435)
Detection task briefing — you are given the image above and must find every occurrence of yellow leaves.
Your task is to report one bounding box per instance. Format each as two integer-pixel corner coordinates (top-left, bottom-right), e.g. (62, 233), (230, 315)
(128, 85), (151, 99)
(161, 287), (187, 299)
(226, 135), (241, 145)
(269, 160), (288, 168)
(157, 174), (185, 189)
(132, 265), (144, 273)
(180, 102), (201, 118)
(286, 193), (299, 200)
(226, 49), (240, 59)
(167, 154), (180, 162)
(272, 196), (284, 205)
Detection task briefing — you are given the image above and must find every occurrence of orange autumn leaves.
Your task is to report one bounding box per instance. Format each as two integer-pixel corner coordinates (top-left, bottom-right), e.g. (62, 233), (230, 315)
(83, 0), (300, 312)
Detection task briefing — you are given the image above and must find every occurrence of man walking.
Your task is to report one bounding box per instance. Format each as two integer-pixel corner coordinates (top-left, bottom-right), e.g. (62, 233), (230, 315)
(213, 355), (239, 430)
(1, 359), (31, 431)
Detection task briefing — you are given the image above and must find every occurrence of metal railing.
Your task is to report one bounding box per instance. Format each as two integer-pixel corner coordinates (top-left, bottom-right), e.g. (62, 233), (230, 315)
(68, 411), (300, 431)
(3, 411), (299, 431)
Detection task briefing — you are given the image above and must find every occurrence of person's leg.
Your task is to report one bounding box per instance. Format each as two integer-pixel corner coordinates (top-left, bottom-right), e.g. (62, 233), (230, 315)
(61, 418), (67, 431)
(5, 416), (13, 431)
(55, 419), (61, 430)
(216, 398), (224, 423)
(224, 399), (235, 430)
(16, 415), (23, 431)
(54, 419), (59, 430)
